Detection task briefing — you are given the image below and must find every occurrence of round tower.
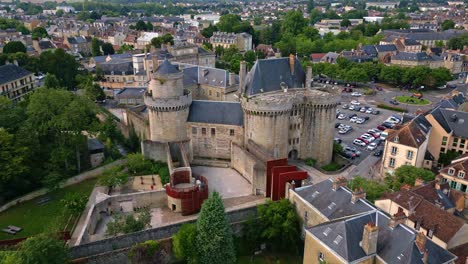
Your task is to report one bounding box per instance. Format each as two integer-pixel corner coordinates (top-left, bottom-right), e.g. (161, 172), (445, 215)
(144, 60), (192, 142)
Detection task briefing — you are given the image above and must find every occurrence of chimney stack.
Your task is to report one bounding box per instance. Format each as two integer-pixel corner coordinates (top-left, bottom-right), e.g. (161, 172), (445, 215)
(423, 249), (429, 264)
(332, 177), (347, 191)
(415, 232), (427, 253)
(351, 188), (366, 203)
(415, 178), (424, 187)
(306, 66), (312, 88)
(289, 54), (295, 75)
(361, 222), (378, 256)
(388, 209), (407, 228)
(400, 184), (412, 191)
(229, 72), (236, 87)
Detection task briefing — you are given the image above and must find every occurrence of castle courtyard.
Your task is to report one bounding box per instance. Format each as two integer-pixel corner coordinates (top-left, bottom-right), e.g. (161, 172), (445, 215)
(191, 166), (252, 199)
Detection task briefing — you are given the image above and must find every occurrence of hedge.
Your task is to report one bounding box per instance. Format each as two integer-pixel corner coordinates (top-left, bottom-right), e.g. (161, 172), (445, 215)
(377, 104), (407, 112)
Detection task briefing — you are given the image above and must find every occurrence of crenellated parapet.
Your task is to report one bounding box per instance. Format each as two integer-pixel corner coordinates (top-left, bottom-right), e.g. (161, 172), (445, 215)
(144, 89), (192, 112)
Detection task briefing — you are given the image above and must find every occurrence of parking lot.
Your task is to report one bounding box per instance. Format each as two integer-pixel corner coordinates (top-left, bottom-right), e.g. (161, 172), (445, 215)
(335, 98), (396, 165)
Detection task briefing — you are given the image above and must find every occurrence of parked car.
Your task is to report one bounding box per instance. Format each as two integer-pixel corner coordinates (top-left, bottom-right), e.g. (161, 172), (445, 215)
(363, 116), (370, 121)
(353, 139), (366, 147)
(389, 100), (399, 105)
(350, 100), (361, 105)
(349, 114), (357, 119)
(349, 105), (356, 110)
(344, 146), (361, 156)
(371, 110), (380, 115)
(351, 92), (362, 97)
(374, 150), (383, 156)
(342, 104), (349, 109)
(356, 118), (366, 124)
(377, 125), (386, 131)
(335, 123), (342, 128)
(366, 142), (378, 151)
(360, 107), (367, 113)
(342, 151), (356, 159)
(334, 138), (342, 144)
(350, 116), (359, 123)
(365, 108), (373, 114)
(382, 122), (394, 129)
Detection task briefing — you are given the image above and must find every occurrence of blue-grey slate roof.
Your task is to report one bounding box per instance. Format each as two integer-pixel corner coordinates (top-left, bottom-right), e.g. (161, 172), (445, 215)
(0, 64), (32, 85)
(156, 59), (180, 75)
(244, 57), (305, 96)
(392, 52), (432, 61)
(188, 100), (243, 126)
(93, 53), (132, 64)
(294, 179), (375, 220)
(309, 210), (457, 263)
(375, 44), (397, 52)
(182, 65), (238, 88)
(362, 45), (378, 56)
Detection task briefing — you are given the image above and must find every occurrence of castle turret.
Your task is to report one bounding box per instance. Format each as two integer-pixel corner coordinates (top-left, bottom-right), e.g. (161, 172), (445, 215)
(144, 60), (192, 142)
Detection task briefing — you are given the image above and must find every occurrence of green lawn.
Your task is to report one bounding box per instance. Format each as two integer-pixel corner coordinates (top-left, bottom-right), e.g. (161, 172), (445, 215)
(0, 179), (97, 240)
(237, 254), (302, 264)
(395, 96), (430, 105)
(321, 162), (343, 172)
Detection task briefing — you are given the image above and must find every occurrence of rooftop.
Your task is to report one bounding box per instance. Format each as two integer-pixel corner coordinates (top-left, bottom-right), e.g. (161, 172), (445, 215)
(188, 100), (243, 126)
(0, 64), (32, 85)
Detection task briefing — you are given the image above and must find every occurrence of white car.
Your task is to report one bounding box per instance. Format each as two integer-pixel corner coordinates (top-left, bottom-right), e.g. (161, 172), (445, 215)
(361, 134), (375, 142)
(356, 118), (366, 124)
(366, 142), (378, 151)
(337, 114), (346, 120)
(386, 116), (401, 124)
(351, 92), (362, 97)
(353, 139), (366, 147)
(365, 108), (373, 114)
(350, 116), (359, 123)
(350, 100), (361, 105)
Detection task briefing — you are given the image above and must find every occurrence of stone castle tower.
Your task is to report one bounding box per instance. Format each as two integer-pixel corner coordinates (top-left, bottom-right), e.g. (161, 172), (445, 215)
(144, 60), (192, 142)
(240, 55), (339, 166)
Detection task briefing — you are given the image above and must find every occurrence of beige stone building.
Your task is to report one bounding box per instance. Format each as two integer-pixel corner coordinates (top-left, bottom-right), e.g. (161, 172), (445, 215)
(210, 32), (252, 52)
(438, 154), (468, 196)
(425, 108), (468, 161)
(380, 117), (433, 176)
(0, 64), (36, 103)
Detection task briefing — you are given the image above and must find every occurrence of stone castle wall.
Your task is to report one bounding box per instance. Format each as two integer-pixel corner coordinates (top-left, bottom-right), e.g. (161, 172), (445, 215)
(230, 143), (266, 195)
(148, 108), (190, 142)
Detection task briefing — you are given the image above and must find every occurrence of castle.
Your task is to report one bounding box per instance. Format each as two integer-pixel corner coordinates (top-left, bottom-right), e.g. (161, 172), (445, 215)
(123, 55), (340, 213)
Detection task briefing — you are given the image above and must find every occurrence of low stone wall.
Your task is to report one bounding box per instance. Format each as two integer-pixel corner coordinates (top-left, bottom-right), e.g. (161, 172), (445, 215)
(0, 160), (126, 213)
(76, 190), (168, 245)
(70, 206), (258, 260)
(191, 158), (230, 168)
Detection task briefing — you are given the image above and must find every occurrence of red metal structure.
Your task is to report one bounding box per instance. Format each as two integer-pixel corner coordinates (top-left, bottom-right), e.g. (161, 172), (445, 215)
(266, 159), (308, 201)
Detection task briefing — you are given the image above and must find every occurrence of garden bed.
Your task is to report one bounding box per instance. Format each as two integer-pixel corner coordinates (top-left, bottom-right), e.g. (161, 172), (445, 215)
(395, 96), (430, 105)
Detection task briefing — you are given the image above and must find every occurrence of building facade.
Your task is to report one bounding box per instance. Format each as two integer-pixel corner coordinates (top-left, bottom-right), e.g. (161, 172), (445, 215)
(0, 64), (36, 102)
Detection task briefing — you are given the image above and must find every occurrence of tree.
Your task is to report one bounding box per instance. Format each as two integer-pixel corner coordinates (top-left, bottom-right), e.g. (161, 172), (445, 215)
(16, 234), (69, 264)
(56, 9), (64, 17)
(173, 223), (197, 263)
(379, 65), (403, 85)
(43, 73), (61, 89)
(146, 21), (153, 31)
(151, 33), (174, 48)
(31, 27), (48, 40)
(217, 14), (242, 33)
(3, 41), (26, 54)
(307, 0), (315, 13)
(257, 199), (301, 253)
(435, 40), (445, 48)
(101, 42), (115, 55)
(341, 19), (351, 27)
(281, 10), (307, 36)
(39, 49), (80, 89)
(91, 38), (102, 56)
(196, 192), (236, 264)
(344, 67), (369, 83)
(98, 166), (129, 188)
(439, 150), (460, 166)
(0, 128), (27, 184)
(348, 176), (389, 202)
(135, 20), (147, 31)
(387, 165), (435, 190)
(447, 34), (468, 50)
(61, 192), (88, 214)
(441, 20), (455, 31)
(128, 240), (166, 264)
(118, 44), (134, 53)
(126, 153), (154, 175)
(201, 24), (217, 38)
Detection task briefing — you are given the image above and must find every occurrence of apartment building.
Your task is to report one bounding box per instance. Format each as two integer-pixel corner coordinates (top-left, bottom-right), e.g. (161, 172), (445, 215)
(210, 32), (252, 52)
(426, 108), (468, 161)
(0, 64), (36, 102)
(438, 154), (468, 195)
(380, 117), (432, 176)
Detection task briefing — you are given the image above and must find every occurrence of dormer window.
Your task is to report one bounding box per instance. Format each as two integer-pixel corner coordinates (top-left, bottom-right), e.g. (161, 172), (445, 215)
(448, 168), (455, 176)
(394, 136), (399, 143)
(458, 171), (465, 178)
(427, 229), (434, 238)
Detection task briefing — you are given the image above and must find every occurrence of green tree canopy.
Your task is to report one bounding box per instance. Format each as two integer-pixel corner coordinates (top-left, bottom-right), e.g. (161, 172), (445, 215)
(16, 234), (69, 264)
(349, 176), (389, 202)
(281, 10), (308, 36)
(3, 41), (26, 54)
(387, 165), (435, 190)
(441, 20), (455, 31)
(438, 150), (460, 166)
(101, 42), (115, 55)
(91, 38), (102, 57)
(31, 27), (48, 40)
(173, 223), (197, 263)
(44, 73), (61, 89)
(196, 192), (236, 264)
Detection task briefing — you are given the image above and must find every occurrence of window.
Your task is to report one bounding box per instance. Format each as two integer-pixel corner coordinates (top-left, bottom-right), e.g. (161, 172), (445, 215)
(230, 129), (235, 136)
(453, 138), (459, 148)
(391, 146), (398, 155)
(458, 171), (465, 178)
(441, 147), (446, 153)
(209, 90), (212, 96)
(448, 168), (455, 175)
(442, 136), (448, 146)
(201, 128), (206, 135)
(461, 139), (466, 149)
(211, 128), (216, 136)
(407, 150), (414, 160)
(216, 92), (220, 97)
(389, 158), (396, 168)
(318, 252), (325, 262)
(192, 127), (197, 135)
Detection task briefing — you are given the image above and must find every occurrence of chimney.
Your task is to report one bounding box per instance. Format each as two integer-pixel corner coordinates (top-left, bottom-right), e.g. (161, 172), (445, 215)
(289, 54), (295, 75)
(414, 178), (424, 187)
(352, 188), (366, 203)
(361, 222), (378, 256)
(13, 60), (18, 66)
(238, 61), (247, 96)
(306, 66), (312, 88)
(388, 210), (407, 228)
(400, 184), (412, 191)
(274, 52), (281, 58)
(229, 72), (236, 87)
(423, 249), (429, 264)
(332, 177), (347, 191)
(415, 232), (427, 253)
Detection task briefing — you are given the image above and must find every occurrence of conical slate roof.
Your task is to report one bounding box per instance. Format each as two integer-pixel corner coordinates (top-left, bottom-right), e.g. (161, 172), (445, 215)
(156, 59), (180, 75)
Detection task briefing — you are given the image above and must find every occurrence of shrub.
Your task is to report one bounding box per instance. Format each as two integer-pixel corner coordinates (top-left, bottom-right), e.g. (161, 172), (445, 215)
(305, 158), (316, 167)
(128, 240), (163, 264)
(321, 162), (342, 171)
(173, 223), (197, 263)
(377, 104), (407, 112)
